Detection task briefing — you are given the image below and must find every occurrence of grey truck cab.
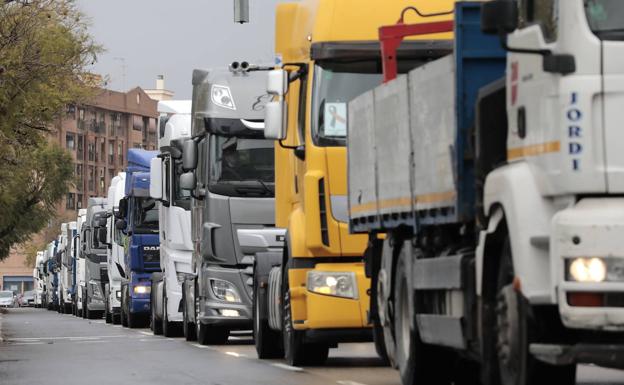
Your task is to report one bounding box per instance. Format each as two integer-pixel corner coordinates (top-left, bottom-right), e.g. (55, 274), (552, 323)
(80, 197), (109, 319)
(181, 66), (284, 344)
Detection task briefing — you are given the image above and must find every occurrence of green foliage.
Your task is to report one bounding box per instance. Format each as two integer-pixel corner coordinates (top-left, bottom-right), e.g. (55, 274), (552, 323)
(0, 0), (101, 260)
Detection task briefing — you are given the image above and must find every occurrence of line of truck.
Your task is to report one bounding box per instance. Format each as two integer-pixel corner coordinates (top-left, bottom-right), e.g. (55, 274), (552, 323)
(31, 1), (624, 384)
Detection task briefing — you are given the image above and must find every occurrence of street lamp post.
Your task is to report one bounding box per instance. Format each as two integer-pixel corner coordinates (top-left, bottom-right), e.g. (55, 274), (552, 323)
(233, 0), (249, 24)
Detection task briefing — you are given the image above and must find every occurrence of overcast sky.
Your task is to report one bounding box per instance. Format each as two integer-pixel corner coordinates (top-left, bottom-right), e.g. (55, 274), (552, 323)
(76, 0), (284, 99)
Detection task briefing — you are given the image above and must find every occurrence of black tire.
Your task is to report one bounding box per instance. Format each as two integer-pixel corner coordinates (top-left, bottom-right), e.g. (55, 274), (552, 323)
(282, 258), (329, 366)
(394, 247), (451, 385)
(121, 289), (128, 327)
(253, 268), (283, 359)
(162, 285), (180, 337)
(151, 283), (163, 335)
(82, 288), (88, 319)
(489, 237), (576, 385)
(182, 283), (196, 341)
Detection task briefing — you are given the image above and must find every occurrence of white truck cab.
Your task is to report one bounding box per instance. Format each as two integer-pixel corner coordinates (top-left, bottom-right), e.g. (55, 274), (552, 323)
(105, 172), (127, 324)
(149, 100), (193, 336)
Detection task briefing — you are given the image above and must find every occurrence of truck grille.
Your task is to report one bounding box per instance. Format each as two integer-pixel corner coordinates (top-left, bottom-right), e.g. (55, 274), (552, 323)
(142, 247), (160, 263)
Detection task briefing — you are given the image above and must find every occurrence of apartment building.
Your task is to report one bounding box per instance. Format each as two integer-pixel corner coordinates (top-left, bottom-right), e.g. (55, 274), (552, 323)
(0, 87), (161, 293)
(53, 87), (158, 214)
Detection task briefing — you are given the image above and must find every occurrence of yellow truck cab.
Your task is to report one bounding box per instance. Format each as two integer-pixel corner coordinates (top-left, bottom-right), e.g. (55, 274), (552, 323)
(253, 0), (454, 366)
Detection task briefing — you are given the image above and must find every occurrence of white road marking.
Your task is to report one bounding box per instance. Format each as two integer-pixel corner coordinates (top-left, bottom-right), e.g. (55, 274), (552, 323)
(225, 351), (247, 358)
(10, 342), (45, 346)
(139, 331), (153, 336)
(74, 340), (110, 344)
(7, 335), (127, 342)
(68, 337), (102, 341)
(191, 344), (215, 350)
(271, 363), (304, 372)
(337, 381), (368, 385)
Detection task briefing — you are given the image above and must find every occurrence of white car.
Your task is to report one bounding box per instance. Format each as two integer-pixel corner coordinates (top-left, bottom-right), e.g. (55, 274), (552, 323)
(0, 290), (16, 308)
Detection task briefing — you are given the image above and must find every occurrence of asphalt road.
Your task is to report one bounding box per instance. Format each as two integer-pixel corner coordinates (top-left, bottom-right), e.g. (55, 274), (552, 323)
(0, 308), (623, 385)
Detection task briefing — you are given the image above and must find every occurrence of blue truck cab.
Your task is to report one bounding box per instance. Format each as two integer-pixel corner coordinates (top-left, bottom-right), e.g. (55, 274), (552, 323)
(116, 149), (161, 328)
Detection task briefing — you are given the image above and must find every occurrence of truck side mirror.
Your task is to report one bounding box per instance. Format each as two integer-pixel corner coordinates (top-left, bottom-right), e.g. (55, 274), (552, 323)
(115, 218), (127, 231)
(179, 171), (196, 191)
(267, 69), (288, 96)
(150, 157), (163, 200)
(481, 0), (518, 35)
(264, 69), (289, 141)
(183, 140), (198, 171)
(117, 198), (128, 219)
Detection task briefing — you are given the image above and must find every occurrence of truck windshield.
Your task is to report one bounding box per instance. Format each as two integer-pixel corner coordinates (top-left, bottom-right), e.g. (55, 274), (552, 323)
(312, 62), (382, 147)
(585, 0), (624, 40)
(132, 197), (158, 233)
(208, 135), (274, 197)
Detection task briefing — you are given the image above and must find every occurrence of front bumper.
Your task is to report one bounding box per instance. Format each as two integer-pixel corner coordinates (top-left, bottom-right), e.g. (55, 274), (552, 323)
(289, 262), (371, 331)
(531, 343), (624, 369)
(198, 266), (252, 329)
(129, 297), (150, 314)
(553, 198), (624, 331)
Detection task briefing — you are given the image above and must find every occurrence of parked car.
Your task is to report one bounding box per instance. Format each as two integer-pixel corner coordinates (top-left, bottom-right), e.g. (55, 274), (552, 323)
(0, 290), (17, 308)
(19, 290), (36, 307)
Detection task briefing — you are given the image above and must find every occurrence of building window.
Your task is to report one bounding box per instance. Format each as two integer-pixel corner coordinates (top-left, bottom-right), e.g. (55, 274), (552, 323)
(77, 194), (83, 209)
(66, 193), (75, 210)
(99, 167), (105, 192)
(133, 143), (142, 149)
(88, 166), (94, 191)
(76, 135), (84, 159)
(75, 163), (83, 189)
(88, 142), (95, 162)
(108, 140), (115, 164)
(100, 141), (105, 162)
(118, 142), (124, 164)
(132, 115), (143, 131)
(65, 133), (75, 150)
(108, 168), (115, 182)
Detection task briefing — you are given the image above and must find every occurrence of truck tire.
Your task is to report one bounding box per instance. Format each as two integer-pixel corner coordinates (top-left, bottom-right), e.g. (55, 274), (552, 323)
(182, 283), (196, 341)
(121, 289), (128, 327)
(282, 259), (329, 366)
(151, 281), (163, 335)
(162, 284), (180, 337)
(253, 267), (283, 358)
(490, 237), (575, 385)
(394, 246), (450, 385)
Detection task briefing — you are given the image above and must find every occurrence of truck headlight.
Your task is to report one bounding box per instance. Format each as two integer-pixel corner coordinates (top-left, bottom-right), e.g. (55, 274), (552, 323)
(176, 272), (186, 283)
(133, 285), (151, 294)
(567, 258), (607, 282)
(210, 279), (241, 303)
(307, 271), (358, 299)
(115, 290), (121, 299)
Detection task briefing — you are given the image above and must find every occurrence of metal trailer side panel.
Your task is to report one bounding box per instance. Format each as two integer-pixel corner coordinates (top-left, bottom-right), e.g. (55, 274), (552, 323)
(409, 55), (457, 217)
(375, 75), (413, 225)
(347, 90), (378, 229)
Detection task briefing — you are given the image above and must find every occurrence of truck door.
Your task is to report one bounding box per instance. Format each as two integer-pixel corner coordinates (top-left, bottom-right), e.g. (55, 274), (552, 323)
(507, 0), (605, 194)
(585, 0), (624, 192)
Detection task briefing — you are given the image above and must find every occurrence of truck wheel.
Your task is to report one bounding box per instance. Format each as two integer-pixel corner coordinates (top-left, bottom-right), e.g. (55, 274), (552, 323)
(151, 282), (163, 335)
(162, 286), (179, 337)
(253, 268), (283, 358)
(82, 288), (87, 319)
(394, 247), (449, 385)
(197, 324), (229, 345)
(493, 238), (576, 385)
(282, 261), (329, 366)
(121, 291), (128, 327)
(182, 284), (196, 341)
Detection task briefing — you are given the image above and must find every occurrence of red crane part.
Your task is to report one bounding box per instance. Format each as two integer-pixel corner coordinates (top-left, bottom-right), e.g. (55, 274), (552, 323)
(379, 20), (454, 83)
